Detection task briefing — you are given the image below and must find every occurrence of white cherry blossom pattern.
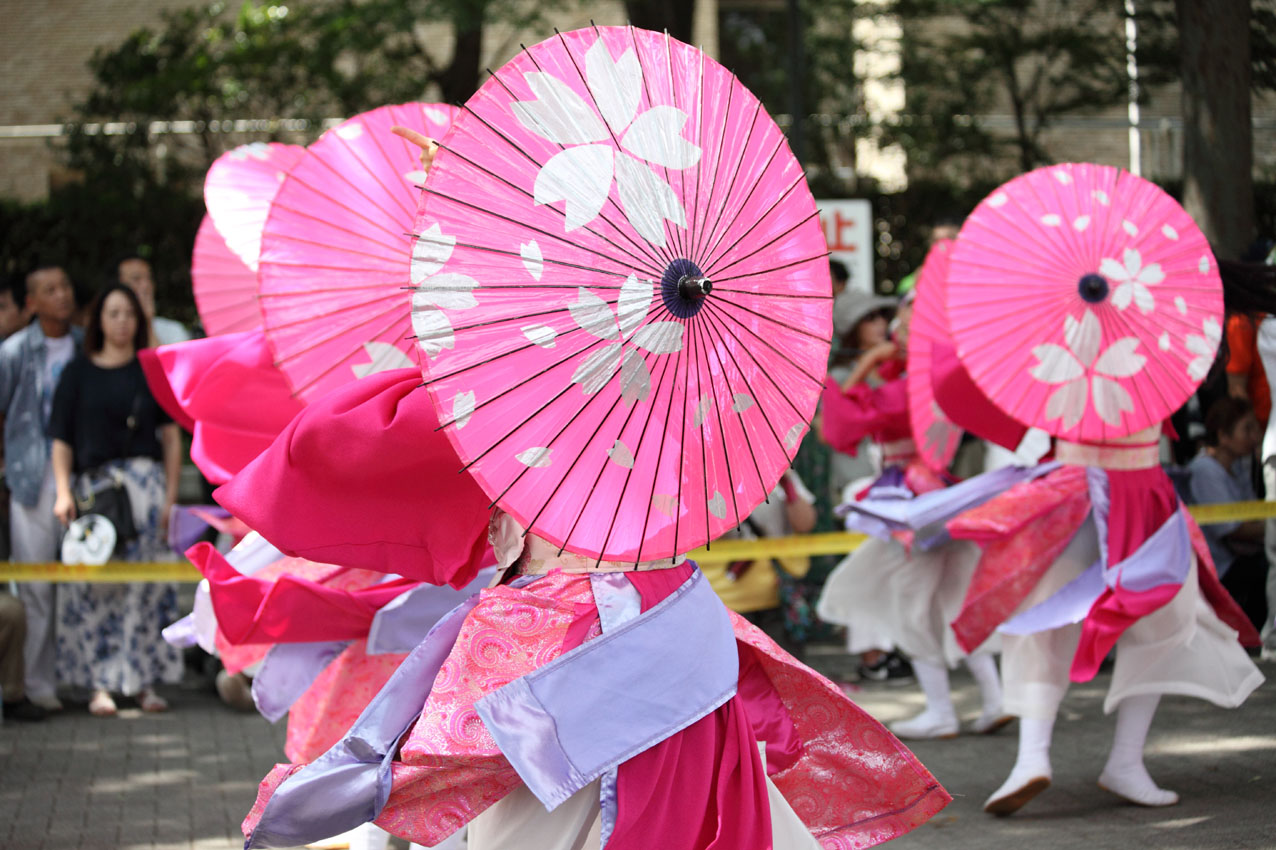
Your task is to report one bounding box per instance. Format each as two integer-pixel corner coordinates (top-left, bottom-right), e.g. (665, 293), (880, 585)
(512, 37), (703, 248)
(351, 342), (415, 378)
(410, 224), (481, 358)
(923, 402), (961, 457)
(1185, 317), (1222, 382)
(1030, 309), (1147, 429)
(568, 276), (683, 403)
(1099, 248), (1163, 314)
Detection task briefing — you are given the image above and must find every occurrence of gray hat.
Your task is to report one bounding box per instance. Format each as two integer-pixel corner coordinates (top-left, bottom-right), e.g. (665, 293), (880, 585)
(832, 289), (897, 339)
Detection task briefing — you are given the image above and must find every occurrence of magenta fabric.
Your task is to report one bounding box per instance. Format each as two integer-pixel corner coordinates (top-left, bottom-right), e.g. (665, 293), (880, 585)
(736, 643), (801, 776)
(1070, 468), (1191, 681)
(139, 332), (304, 484)
(930, 338), (1026, 452)
(189, 542), (417, 645)
(214, 368), (493, 587)
(611, 697), (771, 850)
(820, 363), (911, 457)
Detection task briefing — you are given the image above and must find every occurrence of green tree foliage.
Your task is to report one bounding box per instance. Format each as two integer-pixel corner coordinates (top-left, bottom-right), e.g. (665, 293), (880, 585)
(7, 0), (572, 323)
(887, 0), (1131, 179)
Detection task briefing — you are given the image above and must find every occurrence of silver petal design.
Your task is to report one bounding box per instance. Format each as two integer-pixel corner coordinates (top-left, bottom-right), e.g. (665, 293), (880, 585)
(520, 240), (544, 281)
(619, 348), (652, 405)
(568, 288), (620, 341)
(707, 491), (727, 520)
(570, 342), (623, 395)
(784, 423), (806, 451)
(516, 447), (553, 468)
(452, 390), (476, 429)
(731, 393), (755, 413)
(630, 321), (684, 355)
(608, 439), (635, 469)
(616, 275), (654, 339)
(521, 324), (558, 348)
(512, 72), (609, 145)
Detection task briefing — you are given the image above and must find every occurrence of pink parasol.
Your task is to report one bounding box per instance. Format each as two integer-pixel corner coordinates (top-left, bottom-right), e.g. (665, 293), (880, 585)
(257, 102), (458, 400)
(413, 26), (831, 561)
(203, 142), (305, 271)
(191, 215), (262, 335)
(947, 162), (1222, 442)
(906, 239), (963, 470)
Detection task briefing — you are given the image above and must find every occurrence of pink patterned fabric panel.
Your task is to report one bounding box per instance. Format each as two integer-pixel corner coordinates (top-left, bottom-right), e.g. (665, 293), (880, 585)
(375, 572), (598, 846)
(728, 613), (950, 848)
(285, 640), (408, 763)
(947, 465), (1088, 541)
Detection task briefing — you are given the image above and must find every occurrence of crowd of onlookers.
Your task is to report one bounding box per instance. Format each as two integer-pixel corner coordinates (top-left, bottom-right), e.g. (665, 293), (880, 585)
(0, 258), (191, 722)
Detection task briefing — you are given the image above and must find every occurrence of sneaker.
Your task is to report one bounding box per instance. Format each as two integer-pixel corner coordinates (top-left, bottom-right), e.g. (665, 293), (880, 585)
(859, 652), (915, 684)
(2, 697), (49, 722)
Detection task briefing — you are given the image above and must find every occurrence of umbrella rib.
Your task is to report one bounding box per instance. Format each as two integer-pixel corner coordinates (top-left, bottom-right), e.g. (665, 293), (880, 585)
(673, 324), (692, 555)
(327, 119), (416, 223)
(687, 79), (737, 265)
(696, 100), (764, 266)
(285, 308), (408, 398)
(635, 325), (689, 565)
(697, 128), (788, 269)
(263, 199), (410, 259)
(261, 291), (396, 334)
(263, 283), (396, 298)
(707, 293), (831, 347)
(704, 209), (821, 280)
(548, 28), (678, 271)
(691, 318), (745, 530)
(295, 151), (413, 243)
(415, 185), (661, 280)
(710, 251), (829, 285)
(419, 294), (629, 345)
(690, 314), (714, 548)
(624, 23), (689, 262)
(711, 288), (831, 300)
(503, 44), (677, 272)
(269, 297), (405, 367)
(431, 302), (676, 429)
(660, 27), (692, 262)
(684, 44), (708, 272)
(361, 111), (420, 221)
(699, 302), (805, 460)
(699, 173), (804, 274)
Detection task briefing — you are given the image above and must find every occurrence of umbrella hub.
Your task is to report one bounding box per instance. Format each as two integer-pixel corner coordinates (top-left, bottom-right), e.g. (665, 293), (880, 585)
(661, 258), (711, 318)
(1078, 273), (1109, 304)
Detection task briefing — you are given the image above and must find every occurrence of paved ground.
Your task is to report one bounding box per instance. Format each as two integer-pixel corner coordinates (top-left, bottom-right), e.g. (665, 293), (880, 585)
(2, 651), (1273, 850)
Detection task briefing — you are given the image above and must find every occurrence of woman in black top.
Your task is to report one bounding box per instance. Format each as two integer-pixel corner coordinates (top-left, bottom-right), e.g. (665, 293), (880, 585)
(49, 284), (182, 716)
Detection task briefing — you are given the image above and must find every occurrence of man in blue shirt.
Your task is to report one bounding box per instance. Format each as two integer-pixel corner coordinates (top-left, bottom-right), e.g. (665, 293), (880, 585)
(0, 265), (79, 711)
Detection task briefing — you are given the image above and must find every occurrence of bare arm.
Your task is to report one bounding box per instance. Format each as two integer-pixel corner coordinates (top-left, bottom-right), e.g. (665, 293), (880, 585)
(52, 438), (75, 525)
(840, 341), (898, 392)
(160, 423), (182, 530)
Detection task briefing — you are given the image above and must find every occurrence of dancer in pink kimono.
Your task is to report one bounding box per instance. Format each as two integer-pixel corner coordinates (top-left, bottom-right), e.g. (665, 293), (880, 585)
(816, 292), (1009, 740)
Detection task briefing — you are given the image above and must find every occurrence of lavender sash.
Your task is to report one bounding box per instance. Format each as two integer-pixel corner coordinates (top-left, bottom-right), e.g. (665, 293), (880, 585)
(475, 568), (738, 811)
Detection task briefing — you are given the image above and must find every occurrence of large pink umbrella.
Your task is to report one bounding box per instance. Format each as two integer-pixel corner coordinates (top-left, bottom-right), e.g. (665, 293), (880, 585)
(907, 239), (963, 471)
(191, 215), (262, 335)
(414, 26), (831, 562)
(203, 141), (305, 272)
(258, 102), (458, 400)
(947, 163), (1222, 442)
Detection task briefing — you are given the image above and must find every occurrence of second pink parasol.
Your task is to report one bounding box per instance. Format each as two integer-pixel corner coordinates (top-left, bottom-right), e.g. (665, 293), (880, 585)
(258, 102), (458, 400)
(947, 162), (1222, 443)
(413, 26), (831, 562)
(906, 239), (964, 471)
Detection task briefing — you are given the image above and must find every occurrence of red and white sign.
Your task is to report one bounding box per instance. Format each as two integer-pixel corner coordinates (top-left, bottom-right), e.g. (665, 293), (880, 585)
(816, 199), (874, 294)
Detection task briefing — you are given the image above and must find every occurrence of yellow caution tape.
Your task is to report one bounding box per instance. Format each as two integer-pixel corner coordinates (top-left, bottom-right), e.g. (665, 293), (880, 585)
(2, 500), (1274, 581)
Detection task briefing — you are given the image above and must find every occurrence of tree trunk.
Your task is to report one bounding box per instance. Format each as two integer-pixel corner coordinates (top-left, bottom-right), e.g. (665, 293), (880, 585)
(623, 0), (696, 44)
(1176, 0), (1254, 260)
(437, 22), (485, 105)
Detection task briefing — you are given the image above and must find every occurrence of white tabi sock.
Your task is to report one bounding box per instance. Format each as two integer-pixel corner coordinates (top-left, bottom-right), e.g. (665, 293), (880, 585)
(984, 714), (1054, 814)
(1098, 694), (1179, 806)
(889, 658), (959, 739)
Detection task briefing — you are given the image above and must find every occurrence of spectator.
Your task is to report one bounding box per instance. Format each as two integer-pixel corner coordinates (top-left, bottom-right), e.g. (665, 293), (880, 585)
(0, 276), (28, 340)
(0, 264), (80, 712)
(1224, 313), (1269, 427)
(0, 591), (47, 721)
(117, 255), (191, 345)
(49, 284), (183, 716)
(830, 259), (850, 297)
(1188, 396), (1267, 630)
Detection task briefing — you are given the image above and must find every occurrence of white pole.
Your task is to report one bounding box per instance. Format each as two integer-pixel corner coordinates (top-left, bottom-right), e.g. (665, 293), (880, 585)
(1124, 0), (1141, 176)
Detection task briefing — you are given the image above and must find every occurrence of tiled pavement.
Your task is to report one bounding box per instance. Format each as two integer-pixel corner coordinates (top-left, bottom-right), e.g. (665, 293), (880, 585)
(2, 652), (1272, 850)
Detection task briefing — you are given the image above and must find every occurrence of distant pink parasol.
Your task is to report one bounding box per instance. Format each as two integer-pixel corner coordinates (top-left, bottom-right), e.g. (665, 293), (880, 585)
(203, 141), (305, 272)
(257, 102), (458, 400)
(947, 163), (1222, 442)
(907, 239), (964, 471)
(413, 26), (831, 561)
(191, 215), (262, 335)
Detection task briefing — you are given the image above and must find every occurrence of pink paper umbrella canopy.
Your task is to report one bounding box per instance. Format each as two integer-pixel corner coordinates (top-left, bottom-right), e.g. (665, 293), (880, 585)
(191, 215), (262, 335)
(413, 26), (831, 562)
(907, 239), (964, 471)
(258, 102), (458, 400)
(947, 163), (1223, 443)
(204, 141), (306, 272)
